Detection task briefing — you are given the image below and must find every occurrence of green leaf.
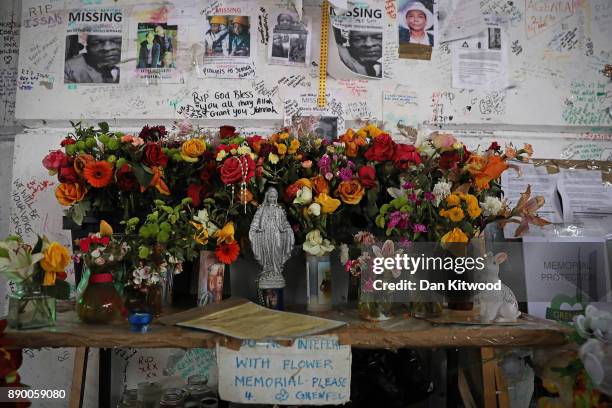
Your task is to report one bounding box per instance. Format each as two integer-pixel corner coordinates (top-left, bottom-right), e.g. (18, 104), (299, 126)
(98, 122), (109, 133)
(70, 200), (91, 226)
(132, 163), (154, 188)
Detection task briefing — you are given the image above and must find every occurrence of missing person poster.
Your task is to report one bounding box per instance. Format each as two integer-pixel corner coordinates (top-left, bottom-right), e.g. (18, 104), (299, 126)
(199, 2), (256, 79)
(397, 0), (437, 60)
(129, 6), (182, 84)
(328, 0), (384, 80)
(64, 7), (124, 84)
(268, 11), (312, 67)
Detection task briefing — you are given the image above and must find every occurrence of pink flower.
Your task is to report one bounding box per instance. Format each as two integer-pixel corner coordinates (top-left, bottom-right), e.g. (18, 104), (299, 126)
(175, 119), (194, 136)
(317, 154), (331, 169)
(121, 134), (144, 147)
(362, 277), (374, 293)
(42, 150), (69, 172)
(301, 160), (313, 169)
(338, 167), (353, 181)
(354, 231), (376, 246)
(424, 192), (435, 201)
(325, 172), (334, 181)
(402, 181), (415, 190)
(408, 193), (418, 202)
(413, 224), (427, 233)
(431, 133), (457, 151)
(388, 211), (410, 229)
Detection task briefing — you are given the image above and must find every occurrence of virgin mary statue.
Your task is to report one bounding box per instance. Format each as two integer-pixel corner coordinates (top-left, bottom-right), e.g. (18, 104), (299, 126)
(249, 187), (295, 288)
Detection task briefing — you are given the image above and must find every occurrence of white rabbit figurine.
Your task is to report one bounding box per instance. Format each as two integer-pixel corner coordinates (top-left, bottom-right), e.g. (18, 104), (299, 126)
(477, 252), (521, 323)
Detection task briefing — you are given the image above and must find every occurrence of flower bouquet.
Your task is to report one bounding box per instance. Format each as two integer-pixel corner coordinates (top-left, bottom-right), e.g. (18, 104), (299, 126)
(74, 221), (129, 323)
(0, 235), (70, 329)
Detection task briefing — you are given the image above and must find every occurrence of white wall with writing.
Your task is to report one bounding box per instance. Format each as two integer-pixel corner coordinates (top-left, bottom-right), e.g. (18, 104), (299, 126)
(11, 0), (612, 129)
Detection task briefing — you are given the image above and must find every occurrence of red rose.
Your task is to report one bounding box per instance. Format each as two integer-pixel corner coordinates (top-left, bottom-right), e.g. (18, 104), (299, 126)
(61, 137), (76, 146)
(284, 183), (301, 202)
(143, 143), (168, 167)
(58, 166), (78, 183)
(187, 183), (203, 208)
(439, 151), (460, 170)
(246, 135), (264, 152)
(364, 135), (396, 162)
(219, 125), (237, 139)
(42, 150), (69, 171)
(79, 237), (91, 252)
(116, 164), (138, 191)
(220, 156), (255, 185)
(488, 142), (500, 152)
(393, 144), (422, 169)
(358, 165), (377, 189)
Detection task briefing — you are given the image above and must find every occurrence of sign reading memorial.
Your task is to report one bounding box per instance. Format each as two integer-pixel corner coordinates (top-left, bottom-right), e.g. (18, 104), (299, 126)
(217, 336), (351, 405)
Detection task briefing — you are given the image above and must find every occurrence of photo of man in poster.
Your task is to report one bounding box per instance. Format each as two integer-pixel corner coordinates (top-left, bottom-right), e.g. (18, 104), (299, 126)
(204, 15), (229, 56)
(64, 34), (122, 83)
(333, 28), (383, 78)
(398, 0), (436, 60)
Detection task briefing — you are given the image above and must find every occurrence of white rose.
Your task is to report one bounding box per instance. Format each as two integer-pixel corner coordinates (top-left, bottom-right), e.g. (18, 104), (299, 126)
(293, 186), (313, 205)
(308, 203), (321, 216)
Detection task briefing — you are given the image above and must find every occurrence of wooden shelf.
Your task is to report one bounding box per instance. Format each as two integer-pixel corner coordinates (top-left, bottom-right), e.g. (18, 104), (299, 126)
(4, 307), (570, 349)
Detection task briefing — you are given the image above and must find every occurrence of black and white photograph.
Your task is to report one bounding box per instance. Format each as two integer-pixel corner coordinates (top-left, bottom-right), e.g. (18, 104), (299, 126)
(268, 11), (310, 66)
(327, 1), (384, 80)
(398, 0), (436, 60)
(64, 7), (123, 84)
(488, 27), (502, 50)
(296, 115), (338, 141)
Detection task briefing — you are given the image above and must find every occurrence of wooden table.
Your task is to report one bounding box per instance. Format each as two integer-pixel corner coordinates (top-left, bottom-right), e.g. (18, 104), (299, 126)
(5, 308), (569, 349)
(4, 308), (570, 408)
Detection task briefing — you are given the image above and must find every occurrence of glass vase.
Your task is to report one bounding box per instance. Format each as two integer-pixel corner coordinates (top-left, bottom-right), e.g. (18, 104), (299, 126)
(409, 301), (443, 318)
(77, 271), (123, 324)
(124, 284), (163, 317)
(358, 289), (392, 321)
(8, 283), (56, 330)
(306, 254), (332, 312)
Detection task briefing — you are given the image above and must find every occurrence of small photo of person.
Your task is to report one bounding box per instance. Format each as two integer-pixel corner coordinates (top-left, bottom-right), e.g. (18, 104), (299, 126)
(137, 23), (178, 69)
(289, 34), (307, 63)
(205, 264), (225, 304)
(271, 33), (289, 58)
(333, 28), (383, 78)
(488, 27), (502, 50)
(269, 11), (309, 65)
(204, 15), (251, 58)
(64, 34), (122, 84)
(398, 0), (436, 60)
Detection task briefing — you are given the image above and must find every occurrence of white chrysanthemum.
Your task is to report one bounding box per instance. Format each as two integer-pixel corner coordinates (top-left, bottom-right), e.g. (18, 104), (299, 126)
(481, 196), (503, 217)
(432, 179), (452, 206)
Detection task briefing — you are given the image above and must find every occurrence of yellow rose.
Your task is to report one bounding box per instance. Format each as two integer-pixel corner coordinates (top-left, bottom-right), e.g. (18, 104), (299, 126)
(441, 228), (469, 244)
(215, 222), (235, 245)
(40, 242), (70, 286)
(288, 139), (300, 154)
(180, 139), (206, 162)
(268, 153), (279, 164)
(446, 194), (460, 207)
(275, 143), (287, 155)
(315, 193), (341, 214)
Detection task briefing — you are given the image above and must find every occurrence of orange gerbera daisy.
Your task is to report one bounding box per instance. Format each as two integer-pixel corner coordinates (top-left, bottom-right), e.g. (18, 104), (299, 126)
(83, 161), (113, 188)
(215, 241), (240, 264)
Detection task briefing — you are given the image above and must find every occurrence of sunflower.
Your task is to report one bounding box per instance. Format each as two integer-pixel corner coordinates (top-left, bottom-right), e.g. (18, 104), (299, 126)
(215, 241), (240, 264)
(83, 161), (113, 188)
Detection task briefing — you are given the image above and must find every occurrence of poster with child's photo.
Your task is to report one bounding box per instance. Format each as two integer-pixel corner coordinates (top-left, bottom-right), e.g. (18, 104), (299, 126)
(268, 11), (311, 66)
(398, 0), (437, 60)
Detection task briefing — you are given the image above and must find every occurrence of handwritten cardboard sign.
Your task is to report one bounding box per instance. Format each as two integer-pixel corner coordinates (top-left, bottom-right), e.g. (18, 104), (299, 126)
(217, 336), (351, 405)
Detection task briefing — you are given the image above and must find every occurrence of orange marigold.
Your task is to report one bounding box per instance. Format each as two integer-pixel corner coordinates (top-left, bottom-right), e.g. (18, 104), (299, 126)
(83, 161), (113, 188)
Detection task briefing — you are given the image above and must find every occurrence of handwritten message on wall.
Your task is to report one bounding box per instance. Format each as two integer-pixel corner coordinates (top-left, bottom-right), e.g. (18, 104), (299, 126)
(218, 336), (351, 405)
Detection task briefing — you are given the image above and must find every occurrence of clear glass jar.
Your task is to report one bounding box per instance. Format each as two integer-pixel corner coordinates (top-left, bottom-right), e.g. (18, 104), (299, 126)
(117, 389), (143, 408)
(183, 375), (215, 407)
(306, 254), (332, 312)
(8, 282), (56, 329)
(159, 388), (185, 407)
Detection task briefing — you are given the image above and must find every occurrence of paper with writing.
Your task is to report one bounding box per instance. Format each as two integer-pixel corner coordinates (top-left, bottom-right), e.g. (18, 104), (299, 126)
(438, 0), (486, 43)
(217, 335), (351, 405)
(557, 169), (612, 230)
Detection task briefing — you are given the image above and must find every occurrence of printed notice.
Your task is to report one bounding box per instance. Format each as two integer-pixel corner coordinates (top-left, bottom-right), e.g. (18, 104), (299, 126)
(217, 336), (351, 405)
(557, 169), (612, 228)
(451, 22), (509, 90)
(438, 0), (486, 43)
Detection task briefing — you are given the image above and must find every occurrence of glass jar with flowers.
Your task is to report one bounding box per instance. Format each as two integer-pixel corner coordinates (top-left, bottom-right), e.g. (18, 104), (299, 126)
(75, 221), (129, 324)
(303, 230), (334, 312)
(122, 199), (202, 315)
(0, 235), (70, 329)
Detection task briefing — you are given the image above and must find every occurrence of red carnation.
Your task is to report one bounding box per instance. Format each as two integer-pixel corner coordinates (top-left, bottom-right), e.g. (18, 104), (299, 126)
(358, 165), (377, 189)
(58, 165), (78, 183)
(219, 125), (237, 139)
(61, 137), (76, 146)
(79, 237), (91, 252)
(393, 144), (422, 169)
(220, 156), (255, 185)
(143, 143), (168, 167)
(116, 164), (139, 191)
(364, 134), (396, 162)
(187, 183), (203, 208)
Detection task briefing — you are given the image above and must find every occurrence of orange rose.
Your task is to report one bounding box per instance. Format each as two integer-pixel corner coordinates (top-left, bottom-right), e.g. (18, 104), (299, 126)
(295, 178), (312, 189)
(73, 154), (95, 176)
(310, 175), (329, 194)
(55, 183), (87, 206)
(336, 180), (365, 205)
(339, 129), (367, 158)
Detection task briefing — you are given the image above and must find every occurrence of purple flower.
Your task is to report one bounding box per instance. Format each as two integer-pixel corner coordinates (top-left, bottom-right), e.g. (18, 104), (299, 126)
(388, 211), (410, 229)
(347, 160), (356, 169)
(413, 224), (427, 233)
(332, 154), (339, 161)
(424, 192), (435, 201)
(338, 167), (353, 181)
(398, 237), (413, 249)
(402, 181), (415, 190)
(408, 193), (418, 202)
(318, 154), (331, 169)
(362, 277), (374, 293)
